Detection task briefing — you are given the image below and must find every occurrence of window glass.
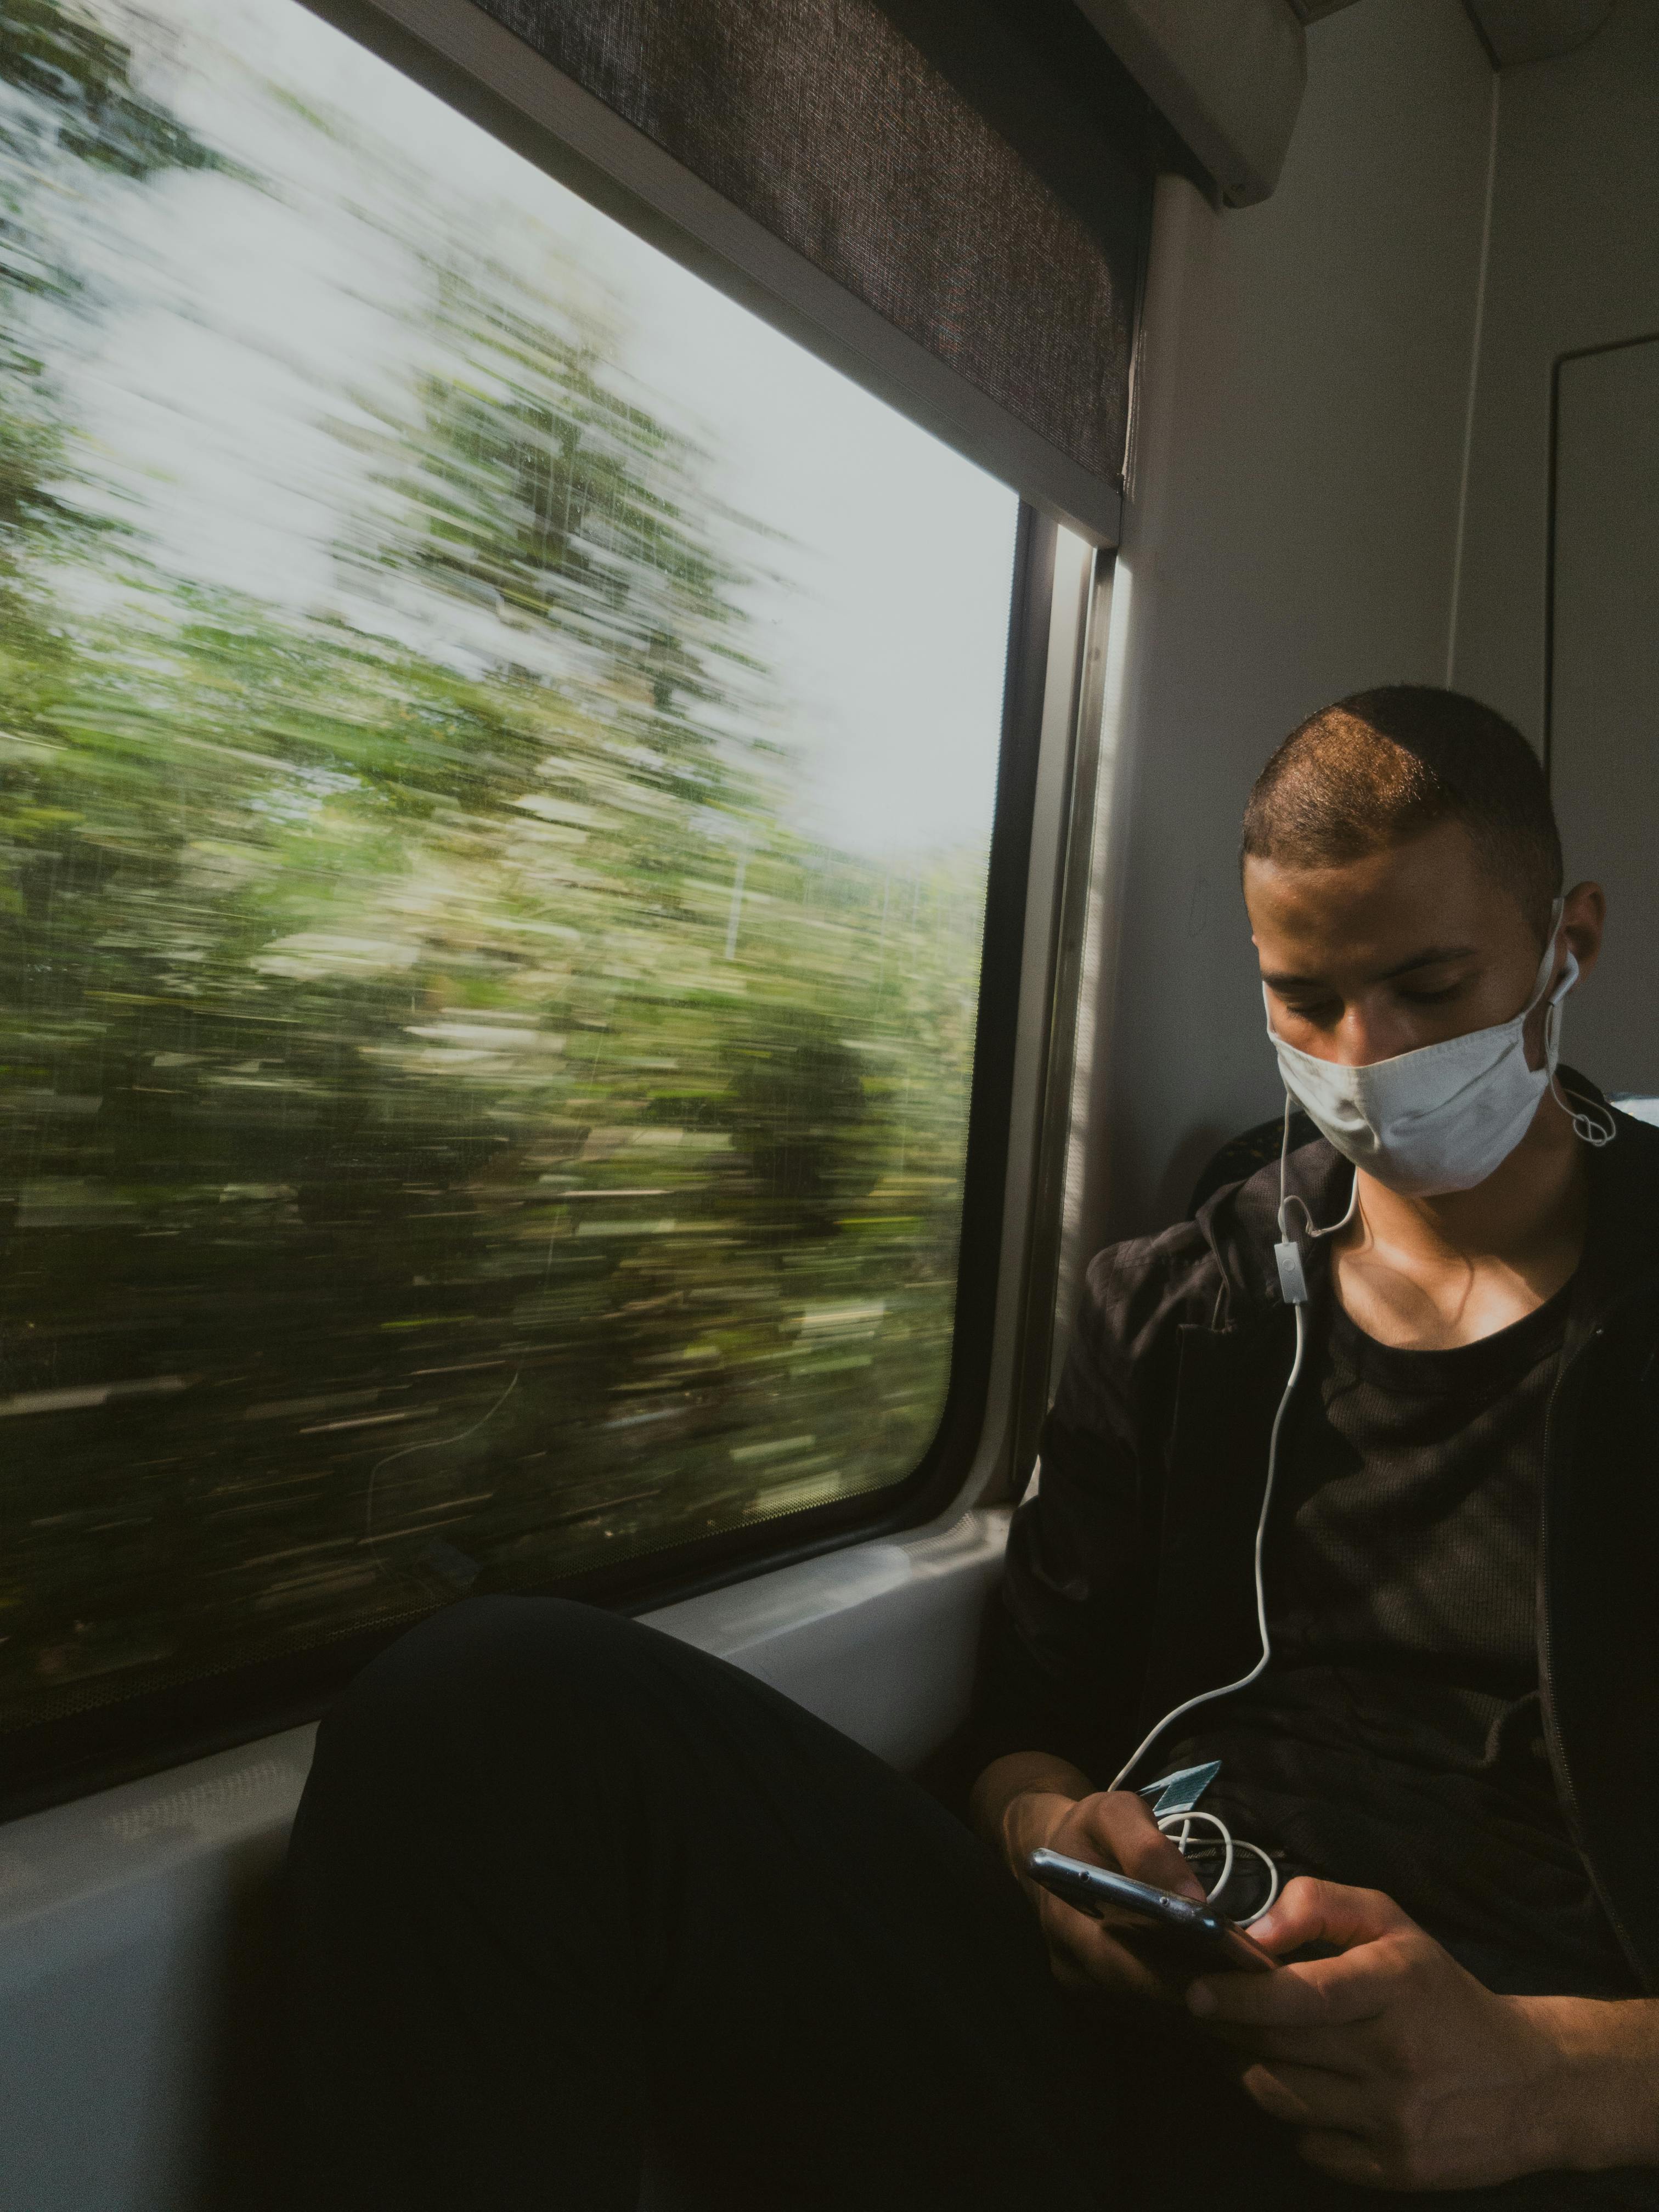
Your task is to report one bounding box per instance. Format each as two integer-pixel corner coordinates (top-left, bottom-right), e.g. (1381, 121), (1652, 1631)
(0, 0), (1018, 1737)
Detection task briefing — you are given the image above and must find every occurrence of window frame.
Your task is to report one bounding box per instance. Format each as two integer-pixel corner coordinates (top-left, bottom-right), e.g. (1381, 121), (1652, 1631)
(0, 0), (1123, 1819)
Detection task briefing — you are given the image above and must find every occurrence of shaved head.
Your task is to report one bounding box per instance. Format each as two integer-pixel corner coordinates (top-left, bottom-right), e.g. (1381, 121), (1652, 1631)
(1240, 686), (1562, 943)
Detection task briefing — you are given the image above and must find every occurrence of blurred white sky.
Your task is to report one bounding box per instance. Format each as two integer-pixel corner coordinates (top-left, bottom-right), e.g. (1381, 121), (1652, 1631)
(67, 0), (1019, 858)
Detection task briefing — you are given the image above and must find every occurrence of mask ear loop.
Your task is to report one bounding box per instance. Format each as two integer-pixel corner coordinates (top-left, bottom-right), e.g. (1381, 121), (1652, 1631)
(1278, 1089), (1359, 1243)
(1543, 995), (1617, 1148)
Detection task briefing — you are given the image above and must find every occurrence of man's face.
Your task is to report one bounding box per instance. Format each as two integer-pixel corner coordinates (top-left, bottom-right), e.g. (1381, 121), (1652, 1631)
(1244, 817), (1593, 1070)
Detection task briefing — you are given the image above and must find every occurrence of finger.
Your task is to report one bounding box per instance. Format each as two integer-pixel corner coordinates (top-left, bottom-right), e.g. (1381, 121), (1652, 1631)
(1074, 1790), (1206, 1901)
(1041, 1899), (1198, 2005)
(1187, 1946), (1394, 2030)
(1296, 2130), (1390, 2188)
(1237, 2061), (1376, 2135)
(1247, 1875), (1418, 1957)
(1195, 2018), (1366, 2072)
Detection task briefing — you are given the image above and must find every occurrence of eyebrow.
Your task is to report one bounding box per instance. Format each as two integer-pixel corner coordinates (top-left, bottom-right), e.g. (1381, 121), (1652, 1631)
(1261, 944), (1482, 991)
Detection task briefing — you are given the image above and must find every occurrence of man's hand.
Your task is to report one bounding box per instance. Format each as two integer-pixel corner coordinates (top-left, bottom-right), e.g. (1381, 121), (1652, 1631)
(1188, 1876), (1659, 2190)
(1003, 1784), (1212, 2004)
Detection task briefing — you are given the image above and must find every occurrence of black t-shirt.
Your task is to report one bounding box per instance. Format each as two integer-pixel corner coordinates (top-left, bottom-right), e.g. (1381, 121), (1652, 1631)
(1158, 1274), (1638, 1999)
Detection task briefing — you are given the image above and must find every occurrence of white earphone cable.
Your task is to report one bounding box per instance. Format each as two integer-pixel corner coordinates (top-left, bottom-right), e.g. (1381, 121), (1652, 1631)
(1105, 1096), (1355, 1923)
(1105, 1295), (1306, 1803)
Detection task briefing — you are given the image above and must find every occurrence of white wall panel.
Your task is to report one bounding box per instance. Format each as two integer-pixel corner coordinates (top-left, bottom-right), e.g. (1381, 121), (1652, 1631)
(1453, 0), (1659, 740)
(1548, 339), (1659, 1093)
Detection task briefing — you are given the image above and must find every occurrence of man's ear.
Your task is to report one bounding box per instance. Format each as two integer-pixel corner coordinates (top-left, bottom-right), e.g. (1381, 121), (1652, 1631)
(1561, 881), (1605, 981)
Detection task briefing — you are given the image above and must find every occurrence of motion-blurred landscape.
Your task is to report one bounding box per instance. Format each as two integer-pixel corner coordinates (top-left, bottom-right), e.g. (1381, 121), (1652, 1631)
(0, 0), (1013, 1729)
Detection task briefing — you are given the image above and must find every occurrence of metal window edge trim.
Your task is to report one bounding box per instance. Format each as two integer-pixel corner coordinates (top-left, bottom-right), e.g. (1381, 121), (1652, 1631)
(307, 0), (1124, 546)
(885, 526), (1105, 1523)
(1006, 549), (1116, 1488)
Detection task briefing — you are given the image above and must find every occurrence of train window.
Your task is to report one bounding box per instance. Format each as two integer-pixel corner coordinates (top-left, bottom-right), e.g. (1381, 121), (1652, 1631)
(0, 0), (1022, 1776)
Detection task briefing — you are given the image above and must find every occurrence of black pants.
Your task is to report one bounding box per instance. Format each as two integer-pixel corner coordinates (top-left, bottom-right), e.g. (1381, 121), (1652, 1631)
(281, 1596), (1646, 2209)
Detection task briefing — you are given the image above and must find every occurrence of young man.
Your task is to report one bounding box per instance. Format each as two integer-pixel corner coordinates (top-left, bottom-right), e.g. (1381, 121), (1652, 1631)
(285, 686), (1659, 2207)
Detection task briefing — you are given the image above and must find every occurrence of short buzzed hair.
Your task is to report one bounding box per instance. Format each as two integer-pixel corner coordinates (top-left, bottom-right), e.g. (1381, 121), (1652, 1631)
(1240, 685), (1562, 941)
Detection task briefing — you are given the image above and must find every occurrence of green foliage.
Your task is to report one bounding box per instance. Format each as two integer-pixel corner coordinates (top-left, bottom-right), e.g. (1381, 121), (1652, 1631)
(0, 0), (223, 180)
(0, 1), (996, 1732)
(0, 0), (224, 582)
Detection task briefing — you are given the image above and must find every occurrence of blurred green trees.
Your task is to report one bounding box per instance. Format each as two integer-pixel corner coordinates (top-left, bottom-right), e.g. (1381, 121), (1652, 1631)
(0, 0), (1000, 1731)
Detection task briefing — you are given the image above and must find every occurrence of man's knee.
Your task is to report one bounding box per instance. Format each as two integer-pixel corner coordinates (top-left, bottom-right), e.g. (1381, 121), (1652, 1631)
(347, 1592), (634, 1707)
(300, 1596), (654, 1834)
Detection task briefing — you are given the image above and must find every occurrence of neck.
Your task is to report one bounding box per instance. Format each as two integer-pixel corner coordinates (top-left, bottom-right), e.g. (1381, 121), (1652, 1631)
(1347, 1093), (1590, 1276)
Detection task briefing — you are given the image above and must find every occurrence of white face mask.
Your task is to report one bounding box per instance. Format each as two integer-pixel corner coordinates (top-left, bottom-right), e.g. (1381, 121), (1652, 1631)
(1264, 905), (1613, 1197)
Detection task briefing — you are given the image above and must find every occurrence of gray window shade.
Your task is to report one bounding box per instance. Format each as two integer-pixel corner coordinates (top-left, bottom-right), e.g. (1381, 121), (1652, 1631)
(466, 0), (1158, 531)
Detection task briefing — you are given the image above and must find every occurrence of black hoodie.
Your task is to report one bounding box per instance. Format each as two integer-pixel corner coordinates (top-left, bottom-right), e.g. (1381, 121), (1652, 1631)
(972, 1090), (1659, 1994)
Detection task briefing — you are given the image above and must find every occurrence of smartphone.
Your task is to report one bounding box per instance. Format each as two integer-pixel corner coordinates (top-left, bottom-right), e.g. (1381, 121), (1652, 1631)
(1025, 1848), (1278, 1974)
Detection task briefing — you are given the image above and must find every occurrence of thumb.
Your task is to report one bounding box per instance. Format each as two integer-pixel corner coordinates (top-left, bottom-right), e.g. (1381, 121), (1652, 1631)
(1250, 1875), (1418, 1956)
(1075, 1790), (1207, 1903)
